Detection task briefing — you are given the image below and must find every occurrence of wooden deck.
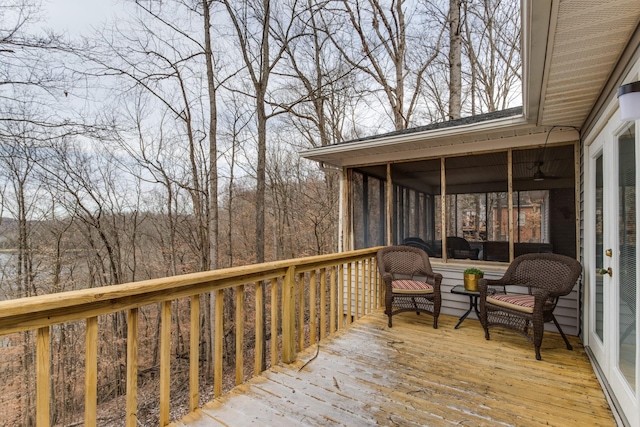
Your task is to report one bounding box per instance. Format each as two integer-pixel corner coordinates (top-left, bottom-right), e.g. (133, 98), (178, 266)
(173, 312), (615, 427)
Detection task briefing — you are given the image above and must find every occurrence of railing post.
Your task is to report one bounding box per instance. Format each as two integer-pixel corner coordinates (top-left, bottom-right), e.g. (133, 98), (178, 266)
(282, 265), (297, 363)
(86, 317), (98, 427)
(189, 295), (199, 412)
(214, 288), (224, 397)
(270, 278), (279, 366)
(235, 285), (245, 385)
(254, 281), (264, 375)
(36, 326), (50, 427)
(126, 309), (138, 427)
(159, 301), (171, 426)
(310, 269), (317, 345)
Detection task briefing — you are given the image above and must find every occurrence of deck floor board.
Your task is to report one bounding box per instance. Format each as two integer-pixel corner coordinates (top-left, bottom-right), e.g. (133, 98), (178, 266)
(174, 312), (615, 427)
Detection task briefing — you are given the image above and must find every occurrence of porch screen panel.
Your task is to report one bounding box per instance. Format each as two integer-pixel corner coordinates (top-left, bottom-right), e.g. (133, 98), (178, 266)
(445, 153), (508, 261)
(390, 160), (441, 257)
(366, 176), (385, 247)
(512, 146), (576, 258)
(351, 169), (386, 250)
(618, 125), (636, 392)
(352, 172), (364, 249)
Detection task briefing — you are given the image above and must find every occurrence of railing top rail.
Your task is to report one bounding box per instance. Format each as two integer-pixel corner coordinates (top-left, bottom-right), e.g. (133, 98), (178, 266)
(0, 247), (381, 335)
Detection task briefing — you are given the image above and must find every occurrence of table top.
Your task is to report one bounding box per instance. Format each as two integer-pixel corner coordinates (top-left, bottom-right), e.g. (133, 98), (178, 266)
(450, 284), (495, 296)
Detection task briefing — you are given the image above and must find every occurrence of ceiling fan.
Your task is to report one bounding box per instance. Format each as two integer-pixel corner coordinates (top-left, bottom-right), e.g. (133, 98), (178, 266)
(532, 161), (560, 181)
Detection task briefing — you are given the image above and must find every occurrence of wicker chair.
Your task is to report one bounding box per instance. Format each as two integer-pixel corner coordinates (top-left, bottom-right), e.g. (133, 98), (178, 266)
(402, 237), (437, 257)
(377, 246), (442, 328)
(478, 253), (582, 360)
(446, 236), (480, 260)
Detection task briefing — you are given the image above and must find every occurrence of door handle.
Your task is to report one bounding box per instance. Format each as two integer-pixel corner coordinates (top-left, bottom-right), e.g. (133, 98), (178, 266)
(597, 267), (612, 277)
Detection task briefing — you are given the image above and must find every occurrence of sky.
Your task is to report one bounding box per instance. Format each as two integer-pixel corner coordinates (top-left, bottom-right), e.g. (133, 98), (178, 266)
(43, 0), (121, 35)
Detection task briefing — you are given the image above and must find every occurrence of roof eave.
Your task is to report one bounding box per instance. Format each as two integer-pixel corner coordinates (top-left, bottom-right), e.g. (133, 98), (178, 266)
(301, 113), (529, 167)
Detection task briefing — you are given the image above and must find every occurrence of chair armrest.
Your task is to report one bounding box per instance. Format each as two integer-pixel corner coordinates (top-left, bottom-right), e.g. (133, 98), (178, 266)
(478, 278), (510, 300)
(531, 288), (553, 312)
(425, 272), (443, 291)
(380, 272), (393, 290)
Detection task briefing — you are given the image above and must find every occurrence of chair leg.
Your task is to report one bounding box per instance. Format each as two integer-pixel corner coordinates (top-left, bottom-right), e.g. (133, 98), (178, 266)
(480, 309), (489, 339)
(552, 314), (573, 350)
(533, 316), (544, 360)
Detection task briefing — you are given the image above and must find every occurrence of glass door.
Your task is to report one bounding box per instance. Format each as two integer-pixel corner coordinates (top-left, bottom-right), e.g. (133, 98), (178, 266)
(589, 124), (638, 426)
(614, 125), (637, 402)
(589, 140), (608, 366)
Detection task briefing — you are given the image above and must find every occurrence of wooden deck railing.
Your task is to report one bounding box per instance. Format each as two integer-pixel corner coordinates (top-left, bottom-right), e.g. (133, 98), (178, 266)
(0, 247), (382, 427)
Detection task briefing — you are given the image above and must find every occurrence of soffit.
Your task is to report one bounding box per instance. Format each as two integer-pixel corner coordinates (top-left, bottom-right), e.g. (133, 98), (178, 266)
(303, 121), (577, 168)
(538, 0), (640, 128)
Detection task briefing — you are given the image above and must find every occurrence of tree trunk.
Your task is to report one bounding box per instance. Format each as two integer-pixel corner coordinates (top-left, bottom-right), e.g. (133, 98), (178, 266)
(449, 0), (462, 120)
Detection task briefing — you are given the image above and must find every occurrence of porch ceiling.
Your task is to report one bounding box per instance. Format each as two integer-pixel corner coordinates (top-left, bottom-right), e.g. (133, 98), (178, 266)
(535, 0), (640, 128)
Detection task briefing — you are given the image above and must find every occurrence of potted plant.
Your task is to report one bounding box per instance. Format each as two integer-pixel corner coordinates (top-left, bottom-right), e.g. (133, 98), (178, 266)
(463, 267), (484, 292)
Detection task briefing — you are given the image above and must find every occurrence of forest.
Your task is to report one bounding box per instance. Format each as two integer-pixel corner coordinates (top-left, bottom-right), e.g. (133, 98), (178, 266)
(0, 0), (521, 425)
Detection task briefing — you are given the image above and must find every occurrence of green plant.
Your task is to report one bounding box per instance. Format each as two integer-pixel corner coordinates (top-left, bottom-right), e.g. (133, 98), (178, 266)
(463, 267), (484, 276)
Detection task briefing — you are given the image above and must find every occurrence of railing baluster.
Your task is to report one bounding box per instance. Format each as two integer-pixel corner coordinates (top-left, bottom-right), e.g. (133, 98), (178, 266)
(338, 264), (344, 330)
(330, 266), (336, 334)
(320, 268), (327, 340)
(236, 285), (244, 385)
(310, 269), (316, 345)
(361, 260), (366, 317)
(189, 295), (199, 412)
(85, 316), (98, 427)
(36, 326), (50, 427)
(368, 258), (373, 313)
(254, 281), (263, 375)
(297, 272), (305, 351)
(375, 257), (380, 309)
(346, 262), (352, 326)
(160, 301), (171, 426)
(354, 261), (359, 320)
(282, 265), (296, 364)
(126, 310), (138, 427)
(214, 288), (224, 397)
(270, 278), (279, 366)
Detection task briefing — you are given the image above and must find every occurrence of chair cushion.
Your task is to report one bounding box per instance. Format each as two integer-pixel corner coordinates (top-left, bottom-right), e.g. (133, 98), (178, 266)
(487, 294), (553, 314)
(392, 280), (434, 294)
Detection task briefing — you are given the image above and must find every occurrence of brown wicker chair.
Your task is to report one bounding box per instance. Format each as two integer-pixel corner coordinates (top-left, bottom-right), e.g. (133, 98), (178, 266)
(478, 253), (582, 360)
(446, 236), (479, 260)
(377, 246), (442, 328)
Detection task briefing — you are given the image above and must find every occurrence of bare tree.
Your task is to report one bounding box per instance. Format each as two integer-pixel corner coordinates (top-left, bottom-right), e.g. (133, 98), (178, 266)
(323, 0), (445, 130)
(222, 0), (296, 264)
(462, 0), (521, 113)
(448, 0), (462, 119)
